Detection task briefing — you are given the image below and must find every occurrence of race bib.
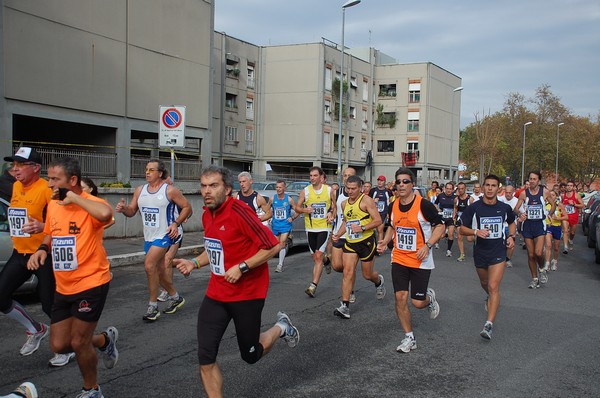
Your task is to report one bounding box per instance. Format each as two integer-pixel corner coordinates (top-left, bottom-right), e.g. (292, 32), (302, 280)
(480, 216), (503, 239)
(141, 207), (160, 228)
(8, 207), (30, 237)
(204, 238), (225, 276)
(274, 206), (287, 220)
(311, 202), (327, 219)
(395, 226), (417, 251)
(346, 220), (362, 241)
(526, 205), (544, 220)
(442, 207), (453, 219)
(565, 205), (576, 215)
(51, 236), (79, 271)
(377, 200), (386, 212)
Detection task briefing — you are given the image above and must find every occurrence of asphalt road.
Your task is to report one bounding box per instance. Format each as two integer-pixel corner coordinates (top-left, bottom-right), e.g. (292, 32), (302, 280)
(2, 234), (600, 397)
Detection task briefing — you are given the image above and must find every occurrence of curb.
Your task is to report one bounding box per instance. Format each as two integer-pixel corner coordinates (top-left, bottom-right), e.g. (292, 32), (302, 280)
(108, 244), (205, 267)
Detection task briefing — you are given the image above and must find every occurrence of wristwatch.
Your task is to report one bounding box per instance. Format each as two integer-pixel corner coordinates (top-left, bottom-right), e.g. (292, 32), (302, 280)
(239, 262), (250, 274)
(426, 242), (433, 249)
(361, 226), (366, 232)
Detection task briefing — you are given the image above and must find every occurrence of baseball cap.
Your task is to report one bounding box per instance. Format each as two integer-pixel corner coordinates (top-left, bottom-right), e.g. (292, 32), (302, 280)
(4, 147), (43, 164)
(377, 175), (386, 181)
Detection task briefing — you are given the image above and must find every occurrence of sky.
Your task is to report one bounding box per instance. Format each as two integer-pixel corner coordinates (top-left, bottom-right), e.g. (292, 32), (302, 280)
(215, 0), (600, 128)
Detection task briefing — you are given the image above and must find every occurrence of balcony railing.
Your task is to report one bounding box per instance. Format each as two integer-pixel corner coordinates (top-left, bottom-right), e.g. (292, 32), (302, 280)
(131, 156), (202, 180)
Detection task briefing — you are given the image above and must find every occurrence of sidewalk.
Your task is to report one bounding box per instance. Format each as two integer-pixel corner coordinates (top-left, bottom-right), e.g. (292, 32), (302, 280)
(105, 231), (205, 267)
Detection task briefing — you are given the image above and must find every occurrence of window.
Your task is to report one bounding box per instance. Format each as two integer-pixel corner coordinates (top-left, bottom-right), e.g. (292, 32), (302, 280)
(325, 67), (332, 91)
(377, 140), (394, 153)
(349, 106), (356, 119)
(350, 76), (358, 89)
(323, 131), (331, 155)
(225, 93), (237, 109)
(225, 126), (238, 142)
(379, 84), (396, 97)
(226, 58), (240, 78)
(349, 136), (355, 149)
(362, 109), (368, 130)
(362, 80), (369, 102)
(334, 134), (344, 152)
(407, 111), (420, 132)
(409, 82), (421, 103)
(407, 141), (419, 152)
(245, 129), (254, 153)
(324, 100), (332, 123)
(247, 66), (255, 89)
(246, 99), (254, 120)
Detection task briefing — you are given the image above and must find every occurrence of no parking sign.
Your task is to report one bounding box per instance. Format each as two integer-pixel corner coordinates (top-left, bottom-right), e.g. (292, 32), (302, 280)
(159, 105), (186, 147)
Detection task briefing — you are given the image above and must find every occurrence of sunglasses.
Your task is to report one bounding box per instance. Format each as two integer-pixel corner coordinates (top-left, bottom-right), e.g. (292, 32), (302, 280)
(13, 161), (36, 168)
(395, 179), (412, 185)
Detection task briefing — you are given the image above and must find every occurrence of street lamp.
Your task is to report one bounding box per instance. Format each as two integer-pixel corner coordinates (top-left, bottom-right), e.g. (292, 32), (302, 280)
(448, 86), (463, 182)
(555, 122), (564, 182)
(521, 121), (533, 186)
(337, 0), (361, 184)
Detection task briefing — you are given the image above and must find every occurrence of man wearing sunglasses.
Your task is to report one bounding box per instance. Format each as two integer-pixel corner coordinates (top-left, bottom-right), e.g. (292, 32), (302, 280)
(0, 147), (75, 367)
(377, 168), (444, 353)
(116, 159), (192, 321)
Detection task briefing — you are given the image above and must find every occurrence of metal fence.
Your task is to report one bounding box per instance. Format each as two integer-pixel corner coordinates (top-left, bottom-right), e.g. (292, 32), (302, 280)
(15, 146), (117, 177)
(131, 156), (202, 180)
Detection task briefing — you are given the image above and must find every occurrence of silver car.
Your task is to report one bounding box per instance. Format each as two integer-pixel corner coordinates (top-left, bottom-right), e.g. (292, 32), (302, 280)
(0, 197), (38, 293)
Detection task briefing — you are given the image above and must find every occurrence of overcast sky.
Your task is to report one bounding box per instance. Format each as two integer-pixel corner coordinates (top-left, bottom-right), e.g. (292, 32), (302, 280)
(215, 0), (600, 128)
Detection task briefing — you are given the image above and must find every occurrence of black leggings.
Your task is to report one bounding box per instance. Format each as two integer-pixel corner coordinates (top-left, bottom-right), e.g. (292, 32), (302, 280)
(0, 250), (55, 316)
(197, 296), (265, 365)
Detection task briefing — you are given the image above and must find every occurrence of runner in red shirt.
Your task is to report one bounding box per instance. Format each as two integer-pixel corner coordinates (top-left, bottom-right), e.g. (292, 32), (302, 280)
(174, 165), (299, 398)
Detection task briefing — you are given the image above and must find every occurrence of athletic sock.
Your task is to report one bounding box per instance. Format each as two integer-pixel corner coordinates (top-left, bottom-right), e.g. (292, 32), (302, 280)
(448, 240), (454, 250)
(279, 247), (287, 264)
(4, 302), (40, 334)
(405, 332), (414, 339)
(149, 301), (158, 308)
(343, 300), (350, 307)
(169, 293), (180, 301)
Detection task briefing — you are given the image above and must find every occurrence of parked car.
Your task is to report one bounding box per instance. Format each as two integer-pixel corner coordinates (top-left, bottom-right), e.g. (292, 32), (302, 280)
(582, 190), (598, 206)
(594, 222), (600, 264)
(0, 197), (38, 294)
(587, 203), (600, 248)
(287, 181), (310, 192)
(582, 194), (600, 236)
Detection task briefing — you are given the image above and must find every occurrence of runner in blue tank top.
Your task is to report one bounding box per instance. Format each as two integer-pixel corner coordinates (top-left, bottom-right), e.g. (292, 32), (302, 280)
(267, 180), (298, 273)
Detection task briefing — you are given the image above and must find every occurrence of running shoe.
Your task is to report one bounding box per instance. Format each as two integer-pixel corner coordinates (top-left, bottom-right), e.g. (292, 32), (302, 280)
(376, 275), (386, 300)
(569, 243), (574, 251)
(12, 382), (38, 398)
(334, 302), (351, 319)
(276, 311), (299, 348)
(396, 336), (417, 353)
(427, 288), (440, 319)
(143, 305), (161, 321)
(157, 289), (169, 302)
(305, 284), (316, 298)
(480, 322), (493, 340)
(434, 243), (439, 249)
(528, 278), (540, 289)
(49, 352), (75, 367)
(76, 386), (103, 398)
(163, 296), (185, 314)
(446, 250), (452, 257)
(323, 256), (332, 274)
(349, 291), (356, 303)
(100, 326), (119, 369)
(457, 254), (465, 262)
(522, 244), (527, 250)
(275, 264), (283, 273)
(550, 259), (558, 271)
(563, 246), (569, 254)
(506, 260), (513, 268)
(539, 268), (548, 284)
(20, 323), (49, 356)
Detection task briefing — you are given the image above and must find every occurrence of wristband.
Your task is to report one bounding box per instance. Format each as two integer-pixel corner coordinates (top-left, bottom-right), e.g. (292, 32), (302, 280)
(473, 229), (478, 237)
(37, 244), (50, 253)
(191, 257), (200, 269)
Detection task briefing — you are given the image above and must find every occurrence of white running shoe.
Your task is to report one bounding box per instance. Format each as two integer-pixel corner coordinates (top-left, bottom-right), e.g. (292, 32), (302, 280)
(480, 322), (493, 340)
(100, 326), (119, 369)
(446, 250), (452, 257)
(539, 268), (548, 284)
(334, 302), (351, 319)
(375, 275), (386, 300)
(506, 260), (513, 268)
(12, 382), (38, 398)
(528, 278), (540, 289)
(427, 288), (440, 319)
(550, 259), (558, 271)
(20, 324), (49, 356)
(157, 289), (169, 302)
(396, 336), (417, 353)
(276, 312), (299, 348)
(49, 352), (75, 367)
(275, 264), (283, 273)
(349, 292), (356, 303)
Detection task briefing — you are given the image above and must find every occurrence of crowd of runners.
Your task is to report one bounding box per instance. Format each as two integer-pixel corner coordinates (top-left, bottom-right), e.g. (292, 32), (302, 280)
(0, 147), (587, 397)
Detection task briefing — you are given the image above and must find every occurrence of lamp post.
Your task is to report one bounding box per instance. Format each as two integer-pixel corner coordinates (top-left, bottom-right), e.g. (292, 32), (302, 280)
(448, 86), (463, 182)
(555, 122), (564, 182)
(521, 121), (533, 186)
(337, 0), (361, 184)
